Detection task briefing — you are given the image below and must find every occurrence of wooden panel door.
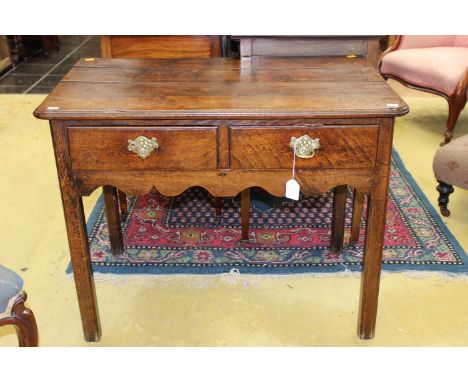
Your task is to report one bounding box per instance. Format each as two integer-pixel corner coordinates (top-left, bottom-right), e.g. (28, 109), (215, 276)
(100, 35), (221, 59)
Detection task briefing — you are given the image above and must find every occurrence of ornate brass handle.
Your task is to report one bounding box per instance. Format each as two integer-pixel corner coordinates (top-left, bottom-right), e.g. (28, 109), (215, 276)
(127, 136), (159, 159)
(290, 135), (321, 158)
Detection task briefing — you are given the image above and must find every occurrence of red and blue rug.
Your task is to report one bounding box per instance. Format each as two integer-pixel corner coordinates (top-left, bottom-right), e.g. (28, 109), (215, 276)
(80, 150), (467, 275)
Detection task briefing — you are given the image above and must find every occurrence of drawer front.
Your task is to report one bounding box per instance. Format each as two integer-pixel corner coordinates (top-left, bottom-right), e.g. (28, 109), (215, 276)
(230, 125), (379, 169)
(68, 126), (217, 170)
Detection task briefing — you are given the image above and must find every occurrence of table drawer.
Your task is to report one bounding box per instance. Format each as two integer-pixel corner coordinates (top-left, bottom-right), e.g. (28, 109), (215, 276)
(230, 125), (379, 169)
(68, 126), (217, 170)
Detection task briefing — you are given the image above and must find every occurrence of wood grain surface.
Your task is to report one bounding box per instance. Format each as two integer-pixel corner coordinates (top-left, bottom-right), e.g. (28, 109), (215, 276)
(34, 57), (407, 120)
(68, 126), (218, 170)
(100, 36), (221, 59)
(230, 125), (379, 169)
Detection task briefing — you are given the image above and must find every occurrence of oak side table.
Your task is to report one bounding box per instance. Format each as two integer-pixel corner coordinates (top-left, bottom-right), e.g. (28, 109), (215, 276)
(34, 56), (408, 342)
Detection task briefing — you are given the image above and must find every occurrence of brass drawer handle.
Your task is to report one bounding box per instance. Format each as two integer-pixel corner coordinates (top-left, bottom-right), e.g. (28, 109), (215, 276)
(290, 135), (321, 158)
(128, 136), (159, 159)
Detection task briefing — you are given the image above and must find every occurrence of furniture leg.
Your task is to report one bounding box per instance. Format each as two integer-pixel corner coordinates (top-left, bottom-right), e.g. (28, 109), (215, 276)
(214, 197), (222, 218)
(51, 122), (101, 342)
(11, 292), (38, 347)
(118, 190), (128, 216)
(330, 185), (347, 253)
(0, 292), (39, 347)
(358, 178), (390, 339)
(444, 96), (467, 145)
(241, 189), (251, 241)
(436, 181), (454, 217)
(103, 186), (124, 257)
(350, 190), (365, 243)
(41, 36), (50, 59)
(60, 191), (101, 341)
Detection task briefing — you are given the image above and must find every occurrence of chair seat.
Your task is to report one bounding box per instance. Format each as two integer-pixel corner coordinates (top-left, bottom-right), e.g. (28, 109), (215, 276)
(0, 265), (23, 313)
(381, 47), (468, 96)
(433, 134), (468, 189)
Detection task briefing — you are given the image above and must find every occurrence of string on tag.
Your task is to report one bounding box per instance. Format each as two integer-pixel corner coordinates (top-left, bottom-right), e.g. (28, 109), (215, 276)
(291, 136), (306, 180)
(285, 138), (302, 201)
(292, 138), (298, 179)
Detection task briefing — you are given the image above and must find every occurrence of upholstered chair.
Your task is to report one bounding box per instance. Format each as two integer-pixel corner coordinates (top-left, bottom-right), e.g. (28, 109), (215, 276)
(433, 134), (468, 216)
(379, 35), (468, 145)
(0, 265), (38, 346)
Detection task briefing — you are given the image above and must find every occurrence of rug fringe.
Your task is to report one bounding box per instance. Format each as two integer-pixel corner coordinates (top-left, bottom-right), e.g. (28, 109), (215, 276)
(381, 270), (468, 283)
(66, 267), (363, 288)
(64, 267), (468, 288)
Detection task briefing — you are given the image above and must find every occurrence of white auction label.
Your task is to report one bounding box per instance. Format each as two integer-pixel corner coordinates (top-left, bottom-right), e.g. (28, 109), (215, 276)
(285, 179), (300, 200)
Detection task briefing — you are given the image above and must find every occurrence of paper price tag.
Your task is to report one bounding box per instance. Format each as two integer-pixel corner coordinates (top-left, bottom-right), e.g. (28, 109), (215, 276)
(285, 179), (300, 200)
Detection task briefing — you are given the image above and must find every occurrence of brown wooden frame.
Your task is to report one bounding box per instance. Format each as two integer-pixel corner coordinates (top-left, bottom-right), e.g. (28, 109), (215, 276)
(0, 291), (38, 346)
(378, 36), (468, 145)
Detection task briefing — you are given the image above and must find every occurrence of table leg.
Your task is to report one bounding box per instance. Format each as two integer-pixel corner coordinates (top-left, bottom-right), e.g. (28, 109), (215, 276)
(330, 185), (347, 253)
(350, 190), (365, 243)
(358, 179), (389, 339)
(117, 189), (128, 216)
(241, 189), (250, 241)
(64, 194), (102, 342)
(51, 122), (101, 342)
(103, 186), (124, 257)
(214, 197), (222, 218)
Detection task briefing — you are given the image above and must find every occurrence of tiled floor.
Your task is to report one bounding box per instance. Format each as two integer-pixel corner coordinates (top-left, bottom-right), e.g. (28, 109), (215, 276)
(0, 36), (101, 94)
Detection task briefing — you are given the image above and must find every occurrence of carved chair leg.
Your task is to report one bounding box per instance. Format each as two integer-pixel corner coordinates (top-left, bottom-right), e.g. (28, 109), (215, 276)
(443, 90), (467, 145)
(10, 292), (38, 347)
(436, 181), (454, 217)
(117, 190), (128, 216)
(241, 189), (251, 241)
(350, 190), (365, 243)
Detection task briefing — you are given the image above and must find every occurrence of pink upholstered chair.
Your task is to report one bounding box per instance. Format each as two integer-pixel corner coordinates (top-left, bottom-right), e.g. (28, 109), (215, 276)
(379, 35), (468, 144)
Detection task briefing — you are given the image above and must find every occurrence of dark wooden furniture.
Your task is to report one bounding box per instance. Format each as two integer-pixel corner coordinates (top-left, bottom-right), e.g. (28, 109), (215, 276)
(379, 36), (468, 145)
(7, 36), (59, 63)
(40, 35), (60, 58)
(6, 36), (26, 64)
(34, 56), (407, 342)
(0, 264), (38, 347)
(234, 36), (386, 67)
(101, 36), (221, 59)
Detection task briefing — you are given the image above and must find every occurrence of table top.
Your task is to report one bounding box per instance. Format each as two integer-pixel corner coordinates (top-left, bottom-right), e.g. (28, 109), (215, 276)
(34, 57), (408, 120)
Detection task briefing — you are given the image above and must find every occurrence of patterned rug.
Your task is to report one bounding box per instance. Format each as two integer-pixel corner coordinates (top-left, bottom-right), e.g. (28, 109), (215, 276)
(80, 150), (467, 275)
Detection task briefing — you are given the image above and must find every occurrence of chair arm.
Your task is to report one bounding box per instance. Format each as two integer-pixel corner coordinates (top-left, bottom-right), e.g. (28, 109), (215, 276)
(377, 36), (402, 72)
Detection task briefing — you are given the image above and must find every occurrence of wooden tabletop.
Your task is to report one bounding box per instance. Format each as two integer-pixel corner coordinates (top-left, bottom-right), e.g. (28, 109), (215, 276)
(34, 57), (408, 120)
